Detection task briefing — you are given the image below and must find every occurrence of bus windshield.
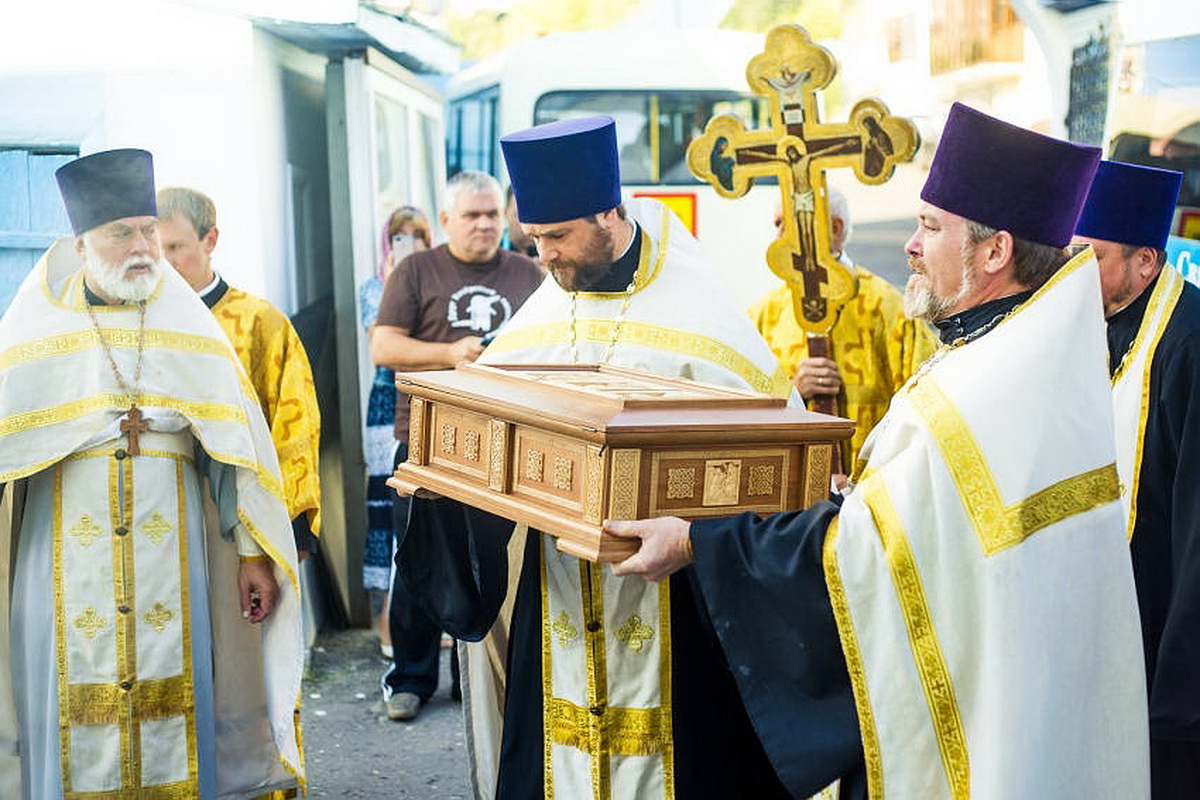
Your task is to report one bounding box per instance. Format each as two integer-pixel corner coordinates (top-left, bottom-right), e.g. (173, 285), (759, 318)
(533, 90), (771, 185)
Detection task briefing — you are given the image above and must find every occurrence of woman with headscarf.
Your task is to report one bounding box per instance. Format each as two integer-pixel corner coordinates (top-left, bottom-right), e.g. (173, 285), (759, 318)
(358, 205), (431, 654)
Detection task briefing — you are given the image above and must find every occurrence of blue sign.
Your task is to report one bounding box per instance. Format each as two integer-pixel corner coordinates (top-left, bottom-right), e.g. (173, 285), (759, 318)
(1168, 235), (1200, 288)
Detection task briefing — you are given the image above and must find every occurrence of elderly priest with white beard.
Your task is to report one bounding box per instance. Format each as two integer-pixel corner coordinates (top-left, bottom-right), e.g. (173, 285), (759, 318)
(0, 149), (304, 798)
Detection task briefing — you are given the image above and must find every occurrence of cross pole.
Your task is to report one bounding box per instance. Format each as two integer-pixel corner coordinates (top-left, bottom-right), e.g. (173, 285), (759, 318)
(687, 23), (919, 428)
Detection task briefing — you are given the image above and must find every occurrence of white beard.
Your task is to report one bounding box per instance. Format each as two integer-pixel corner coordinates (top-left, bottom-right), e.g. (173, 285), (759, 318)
(85, 243), (164, 303)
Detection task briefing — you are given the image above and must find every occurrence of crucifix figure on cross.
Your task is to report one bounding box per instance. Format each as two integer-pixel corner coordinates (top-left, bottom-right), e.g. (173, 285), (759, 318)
(687, 24), (918, 337)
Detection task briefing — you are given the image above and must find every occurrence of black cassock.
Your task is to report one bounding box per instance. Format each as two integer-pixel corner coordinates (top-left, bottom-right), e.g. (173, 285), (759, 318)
(1107, 277), (1200, 798)
(399, 498), (867, 799)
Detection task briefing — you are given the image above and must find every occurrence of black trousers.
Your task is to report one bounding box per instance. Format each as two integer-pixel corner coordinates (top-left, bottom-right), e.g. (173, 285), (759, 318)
(382, 444), (458, 700)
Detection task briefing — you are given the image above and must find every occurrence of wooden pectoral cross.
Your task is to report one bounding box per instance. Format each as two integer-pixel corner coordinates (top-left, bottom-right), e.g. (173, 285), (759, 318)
(686, 23), (919, 464)
(120, 404), (149, 456)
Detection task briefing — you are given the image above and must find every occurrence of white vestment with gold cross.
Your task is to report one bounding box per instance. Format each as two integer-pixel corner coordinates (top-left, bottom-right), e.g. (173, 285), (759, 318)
(826, 248), (1149, 798)
(468, 197), (791, 799)
(0, 241), (304, 799)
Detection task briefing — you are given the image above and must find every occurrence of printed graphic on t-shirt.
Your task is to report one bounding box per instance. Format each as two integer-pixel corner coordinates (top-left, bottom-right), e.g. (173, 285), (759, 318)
(448, 285), (514, 333)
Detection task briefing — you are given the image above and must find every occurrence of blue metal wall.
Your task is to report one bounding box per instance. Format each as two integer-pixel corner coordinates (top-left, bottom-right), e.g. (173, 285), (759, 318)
(0, 149), (75, 314)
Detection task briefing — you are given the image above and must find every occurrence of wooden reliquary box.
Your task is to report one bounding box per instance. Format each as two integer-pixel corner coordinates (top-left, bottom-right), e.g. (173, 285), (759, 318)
(389, 363), (853, 563)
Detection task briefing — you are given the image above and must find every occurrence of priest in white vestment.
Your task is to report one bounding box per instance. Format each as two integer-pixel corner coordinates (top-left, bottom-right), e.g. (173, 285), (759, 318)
(607, 103), (1151, 798)
(0, 149), (304, 799)
(397, 116), (799, 799)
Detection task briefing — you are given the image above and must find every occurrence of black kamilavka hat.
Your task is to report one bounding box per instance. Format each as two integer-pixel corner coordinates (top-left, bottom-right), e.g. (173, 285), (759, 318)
(55, 148), (156, 235)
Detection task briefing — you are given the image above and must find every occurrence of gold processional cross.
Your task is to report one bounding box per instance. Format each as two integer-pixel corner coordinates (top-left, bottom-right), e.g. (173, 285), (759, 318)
(687, 24), (918, 434)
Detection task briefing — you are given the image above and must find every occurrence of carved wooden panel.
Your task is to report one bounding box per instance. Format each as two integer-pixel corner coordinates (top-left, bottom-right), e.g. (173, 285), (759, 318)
(428, 406), (490, 481)
(804, 444), (833, 507)
(511, 428), (586, 511)
(488, 419), (510, 491)
(408, 397), (426, 465)
(648, 448), (792, 518)
(608, 449), (642, 520)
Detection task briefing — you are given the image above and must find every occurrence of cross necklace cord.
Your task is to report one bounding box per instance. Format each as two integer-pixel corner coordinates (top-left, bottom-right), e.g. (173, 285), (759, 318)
(567, 277), (637, 364)
(85, 298), (149, 455)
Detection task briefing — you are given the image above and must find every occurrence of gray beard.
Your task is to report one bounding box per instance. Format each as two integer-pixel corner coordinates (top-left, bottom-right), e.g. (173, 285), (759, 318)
(903, 263), (975, 322)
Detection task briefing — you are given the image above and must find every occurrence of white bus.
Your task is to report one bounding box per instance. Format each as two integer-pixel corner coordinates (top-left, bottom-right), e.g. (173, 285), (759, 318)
(446, 27), (784, 309)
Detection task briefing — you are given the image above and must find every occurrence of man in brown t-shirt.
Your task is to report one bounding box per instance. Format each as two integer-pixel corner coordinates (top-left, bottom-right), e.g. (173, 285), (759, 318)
(370, 169), (543, 721)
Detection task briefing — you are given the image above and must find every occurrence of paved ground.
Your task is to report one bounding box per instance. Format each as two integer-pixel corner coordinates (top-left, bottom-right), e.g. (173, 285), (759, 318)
(300, 627), (471, 798)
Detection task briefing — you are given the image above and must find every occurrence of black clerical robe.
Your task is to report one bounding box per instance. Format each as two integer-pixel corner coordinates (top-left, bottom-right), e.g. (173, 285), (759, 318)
(400, 499), (810, 799)
(1108, 271), (1200, 799)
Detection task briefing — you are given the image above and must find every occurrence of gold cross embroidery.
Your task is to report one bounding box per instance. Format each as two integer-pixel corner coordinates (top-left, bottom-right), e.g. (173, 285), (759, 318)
(141, 512), (173, 545)
(74, 606), (108, 640)
(143, 602), (175, 633)
(68, 513), (104, 548)
(615, 614), (655, 653)
(552, 611), (579, 648)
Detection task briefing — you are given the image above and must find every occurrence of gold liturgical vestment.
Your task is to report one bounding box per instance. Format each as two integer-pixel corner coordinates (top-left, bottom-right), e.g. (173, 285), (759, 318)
(208, 283), (321, 533)
(750, 265), (937, 466)
(0, 241), (304, 799)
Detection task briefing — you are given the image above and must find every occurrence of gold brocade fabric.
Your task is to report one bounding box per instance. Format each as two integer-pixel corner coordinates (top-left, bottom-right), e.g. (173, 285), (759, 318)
(749, 268), (937, 465)
(211, 288), (321, 534)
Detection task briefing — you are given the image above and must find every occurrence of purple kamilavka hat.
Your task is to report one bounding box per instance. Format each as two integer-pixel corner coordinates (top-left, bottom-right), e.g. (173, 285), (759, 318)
(921, 103), (1101, 247)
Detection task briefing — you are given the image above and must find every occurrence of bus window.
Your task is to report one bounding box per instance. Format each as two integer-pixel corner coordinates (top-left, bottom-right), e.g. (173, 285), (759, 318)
(1110, 129), (1200, 208)
(534, 90), (770, 186)
(448, 84), (501, 176)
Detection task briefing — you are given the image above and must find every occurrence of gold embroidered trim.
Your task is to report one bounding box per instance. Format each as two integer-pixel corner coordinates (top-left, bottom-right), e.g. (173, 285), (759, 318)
(0, 392), (247, 438)
(54, 463), (73, 789)
(0, 327), (241, 373)
(822, 517), (883, 798)
(176, 459), (200, 790)
(546, 698), (671, 756)
(583, 561), (610, 799)
(539, 541), (555, 800)
(65, 675), (193, 725)
(658, 568), (676, 797)
(863, 479), (969, 797)
(117, 455), (137, 787)
(485, 319), (790, 397)
(1112, 266), (1183, 539)
(65, 447), (195, 464)
(909, 378), (1120, 555)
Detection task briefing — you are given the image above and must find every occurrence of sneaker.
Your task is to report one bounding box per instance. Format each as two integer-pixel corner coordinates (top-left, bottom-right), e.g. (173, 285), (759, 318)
(386, 692), (421, 721)
(380, 643), (393, 659)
